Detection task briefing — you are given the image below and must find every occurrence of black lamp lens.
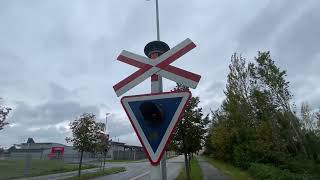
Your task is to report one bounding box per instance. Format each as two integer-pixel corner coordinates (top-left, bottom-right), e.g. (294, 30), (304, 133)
(140, 102), (164, 123)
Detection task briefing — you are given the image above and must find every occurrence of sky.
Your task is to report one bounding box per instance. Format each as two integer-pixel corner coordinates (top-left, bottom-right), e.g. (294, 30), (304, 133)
(0, 0), (319, 148)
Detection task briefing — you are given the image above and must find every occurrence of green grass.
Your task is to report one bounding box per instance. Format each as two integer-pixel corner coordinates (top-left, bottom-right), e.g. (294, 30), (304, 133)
(0, 159), (96, 179)
(104, 159), (146, 163)
(204, 156), (253, 180)
(63, 167), (126, 180)
(176, 157), (203, 180)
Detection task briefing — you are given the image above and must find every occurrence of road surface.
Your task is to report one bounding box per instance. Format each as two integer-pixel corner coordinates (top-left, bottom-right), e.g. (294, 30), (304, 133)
(93, 155), (184, 180)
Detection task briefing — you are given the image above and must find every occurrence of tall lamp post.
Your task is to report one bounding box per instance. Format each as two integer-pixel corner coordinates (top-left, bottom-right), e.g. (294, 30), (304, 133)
(105, 113), (110, 132)
(103, 112), (110, 171)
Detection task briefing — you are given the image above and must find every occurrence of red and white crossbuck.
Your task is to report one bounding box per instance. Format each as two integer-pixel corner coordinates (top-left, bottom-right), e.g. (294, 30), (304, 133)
(113, 38), (201, 96)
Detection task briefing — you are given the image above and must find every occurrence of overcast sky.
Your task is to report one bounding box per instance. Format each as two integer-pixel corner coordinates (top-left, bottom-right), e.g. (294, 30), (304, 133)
(0, 0), (319, 148)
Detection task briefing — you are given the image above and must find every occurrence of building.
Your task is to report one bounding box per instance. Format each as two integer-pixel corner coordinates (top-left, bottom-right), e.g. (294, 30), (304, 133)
(9, 138), (79, 161)
(108, 141), (145, 160)
(6, 138), (146, 161)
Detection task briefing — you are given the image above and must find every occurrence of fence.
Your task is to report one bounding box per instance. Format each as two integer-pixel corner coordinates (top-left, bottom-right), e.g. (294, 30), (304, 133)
(112, 150), (146, 160)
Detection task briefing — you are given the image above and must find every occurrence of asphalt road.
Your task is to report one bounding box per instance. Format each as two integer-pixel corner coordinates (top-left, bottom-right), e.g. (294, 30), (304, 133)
(93, 155), (184, 180)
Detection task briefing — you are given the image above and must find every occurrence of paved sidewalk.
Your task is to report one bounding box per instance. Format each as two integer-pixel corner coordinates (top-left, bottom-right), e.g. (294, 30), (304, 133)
(16, 168), (101, 180)
(196, 156), (229, 180)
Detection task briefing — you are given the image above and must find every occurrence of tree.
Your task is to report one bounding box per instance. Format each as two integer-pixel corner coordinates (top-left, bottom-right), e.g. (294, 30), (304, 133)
(66, 113), (104, 177)
(208, 52), (310, 169)
(299, 104), (320, 160)
(0, 98), (12, 131)
(316, 110), (320, 130)
(169, 84), (209, 180)
(95, 122), (111, 171)
(300, 102), (314, 130)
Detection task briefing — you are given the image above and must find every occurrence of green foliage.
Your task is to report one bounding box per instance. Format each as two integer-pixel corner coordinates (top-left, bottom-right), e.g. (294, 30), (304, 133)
(0, 98), (12, 131)
(248, 163), (302, 180)
(66, 113), (105, 176)
(280, 157), (320, 178)
(205, 51), (320, 179)
(66, 113), (105, 153)
(169, 85), (210, 155)
(95, 122), (111, 155)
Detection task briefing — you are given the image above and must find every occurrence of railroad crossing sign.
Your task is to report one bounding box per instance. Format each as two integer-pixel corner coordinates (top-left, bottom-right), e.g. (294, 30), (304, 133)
(113, 38), (201, 97)
(121, 91), (191, 165)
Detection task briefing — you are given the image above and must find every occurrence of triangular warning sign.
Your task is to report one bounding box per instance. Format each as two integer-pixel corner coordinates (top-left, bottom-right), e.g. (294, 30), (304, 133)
(121, 91), (191, 165)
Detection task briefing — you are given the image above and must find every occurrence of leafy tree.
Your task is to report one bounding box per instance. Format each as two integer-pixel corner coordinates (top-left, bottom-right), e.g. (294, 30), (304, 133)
(169, 84), (210, 179)
(95, 122), (111, 171)
(316, 110), (320, 130)
(299, 103), (320, 160)
(208, 52), (310, 169)
(0, 98), (11, 131)
(66, 113), (104, 177)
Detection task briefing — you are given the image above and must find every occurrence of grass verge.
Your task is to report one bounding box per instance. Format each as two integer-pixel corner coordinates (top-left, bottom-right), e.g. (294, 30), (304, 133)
(63, 167), (126, 180)
(104, 159), (146, 163)
(204, 156), (252, 180)
(0, 159), (96, 179)
(176, 157), (203, 180)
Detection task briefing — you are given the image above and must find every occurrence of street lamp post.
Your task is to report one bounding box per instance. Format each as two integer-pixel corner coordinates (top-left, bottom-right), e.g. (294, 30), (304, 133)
(103, 113), (110, 171)
(105, 113), (110, 132)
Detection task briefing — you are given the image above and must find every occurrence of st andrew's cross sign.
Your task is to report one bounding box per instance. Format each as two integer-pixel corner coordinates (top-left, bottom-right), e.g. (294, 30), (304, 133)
(113, 38), (201, 97)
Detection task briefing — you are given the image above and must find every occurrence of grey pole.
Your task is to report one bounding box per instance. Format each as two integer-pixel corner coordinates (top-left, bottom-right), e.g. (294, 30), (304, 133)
(152, 1), (167, 180)
(155, 1), (167, 179)
(156, 0), (160, 41)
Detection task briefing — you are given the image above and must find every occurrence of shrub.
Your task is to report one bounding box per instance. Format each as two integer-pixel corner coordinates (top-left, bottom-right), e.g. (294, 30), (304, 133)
(248, 163), (302, 180)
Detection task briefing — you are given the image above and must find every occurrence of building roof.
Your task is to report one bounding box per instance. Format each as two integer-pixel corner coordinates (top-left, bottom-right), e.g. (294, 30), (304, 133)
(110, 141), (125, 145)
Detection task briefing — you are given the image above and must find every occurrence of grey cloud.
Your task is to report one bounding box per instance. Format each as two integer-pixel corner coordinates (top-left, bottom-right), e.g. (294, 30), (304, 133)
(237, 0), (306, 49)
(9, 101), (99, 126)
(0, 123), (71, 148)
(101, 114), (133, 138)
(274, 2), (320, 71)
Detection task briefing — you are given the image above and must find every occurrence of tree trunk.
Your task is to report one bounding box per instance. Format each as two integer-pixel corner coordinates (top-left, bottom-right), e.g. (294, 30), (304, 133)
(103, 151), (107, 171)
(188, 153), (192, 172)
(78, 150), (84, 177)
(184, 152), (190, 180)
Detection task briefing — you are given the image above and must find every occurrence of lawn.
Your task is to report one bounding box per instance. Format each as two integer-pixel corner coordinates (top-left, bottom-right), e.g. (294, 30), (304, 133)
(176, 157), (203, 180)
(0, 159), (96, 179)
(63, 167), (126, 180)
(204, 156), (253, 180)
(104, 159), (146, 163)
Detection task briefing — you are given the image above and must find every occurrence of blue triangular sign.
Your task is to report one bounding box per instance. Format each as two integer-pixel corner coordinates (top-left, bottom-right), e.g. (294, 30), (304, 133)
(121, 91), (191, 165)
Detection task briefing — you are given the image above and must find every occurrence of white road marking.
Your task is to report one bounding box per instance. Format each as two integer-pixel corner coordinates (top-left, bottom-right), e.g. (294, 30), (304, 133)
(129, 171), (150, 180)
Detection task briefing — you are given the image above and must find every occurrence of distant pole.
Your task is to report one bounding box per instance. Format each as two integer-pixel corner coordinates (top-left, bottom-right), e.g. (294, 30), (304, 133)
(156, 0), (160, 41)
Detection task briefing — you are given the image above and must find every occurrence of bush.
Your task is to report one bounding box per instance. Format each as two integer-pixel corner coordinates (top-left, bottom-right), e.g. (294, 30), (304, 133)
(233, 144), (253, 169)
(248, 163), (302, 180)
(279, 158), (320, 179)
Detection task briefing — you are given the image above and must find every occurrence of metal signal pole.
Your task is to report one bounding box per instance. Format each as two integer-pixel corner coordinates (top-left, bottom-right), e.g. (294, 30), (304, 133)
(156, 0), (160, 41)
(146, 0), (167, 179)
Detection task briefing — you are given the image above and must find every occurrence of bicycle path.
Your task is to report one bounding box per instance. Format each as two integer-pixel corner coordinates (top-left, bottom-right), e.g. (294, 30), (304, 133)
(196, 156), (230, 180)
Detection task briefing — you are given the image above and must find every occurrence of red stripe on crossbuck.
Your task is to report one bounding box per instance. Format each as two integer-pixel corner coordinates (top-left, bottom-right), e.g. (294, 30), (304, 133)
(156, 42), (196, 69)
(163, 65), (201, 82)
(117, 55), (145, 68)
(113, 65), (152, 91)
